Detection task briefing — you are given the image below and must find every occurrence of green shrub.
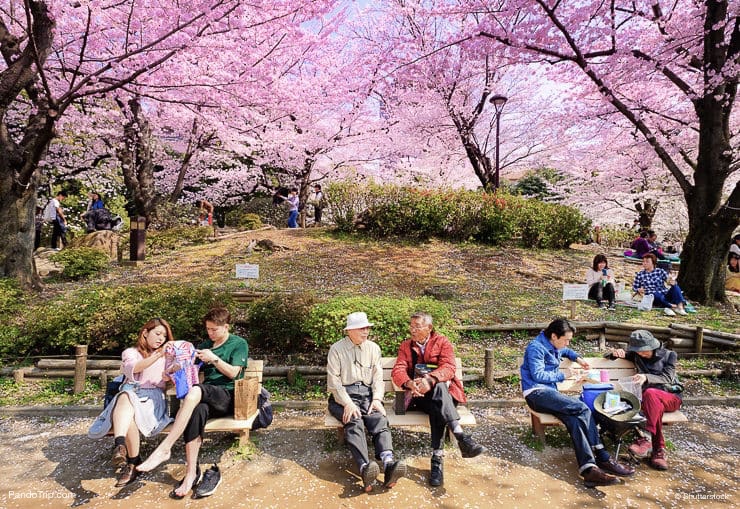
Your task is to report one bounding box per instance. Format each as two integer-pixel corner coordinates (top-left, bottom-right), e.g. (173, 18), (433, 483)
(304, 296), (455, 356)
(243, 196), (287, 227)
(145, 226), (212, 255)
(243, 293), (317, 354)
(0, 278), (25, 317)
(12, 284), (236, 357)
(150, 200), (198, 229)
(518, 201), (591, 248)
(326, 181), (394, 232)
(50, 247), (111, 280)
(224, 209), (263, 230)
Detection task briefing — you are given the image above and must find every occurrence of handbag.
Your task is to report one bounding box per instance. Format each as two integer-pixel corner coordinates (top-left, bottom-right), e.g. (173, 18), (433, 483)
(637, 293), (654, 311)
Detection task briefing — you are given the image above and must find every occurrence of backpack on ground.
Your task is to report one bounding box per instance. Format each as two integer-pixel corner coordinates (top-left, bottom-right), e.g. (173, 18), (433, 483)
(251, 387), (273, 430)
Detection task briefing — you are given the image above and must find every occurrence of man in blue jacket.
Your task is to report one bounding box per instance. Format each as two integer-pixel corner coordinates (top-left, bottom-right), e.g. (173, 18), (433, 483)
(521, 318), (634, 487)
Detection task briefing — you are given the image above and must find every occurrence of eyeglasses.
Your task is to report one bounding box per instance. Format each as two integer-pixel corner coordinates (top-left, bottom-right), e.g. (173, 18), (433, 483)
(354, 347), (370, 370)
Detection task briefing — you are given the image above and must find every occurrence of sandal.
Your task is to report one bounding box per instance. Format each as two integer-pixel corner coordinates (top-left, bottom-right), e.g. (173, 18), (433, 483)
(169, 464), (201, 500)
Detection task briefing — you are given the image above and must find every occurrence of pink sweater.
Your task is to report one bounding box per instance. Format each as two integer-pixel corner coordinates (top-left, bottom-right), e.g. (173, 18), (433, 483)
(121, 347), (167, 389)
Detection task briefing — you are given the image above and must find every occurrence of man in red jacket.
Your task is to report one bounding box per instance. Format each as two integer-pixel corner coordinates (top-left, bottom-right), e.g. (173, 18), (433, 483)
(391, 312), (486, 487)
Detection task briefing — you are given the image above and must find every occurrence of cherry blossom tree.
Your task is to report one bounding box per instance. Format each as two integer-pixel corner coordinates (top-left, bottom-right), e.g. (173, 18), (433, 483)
(463, 0), (739, 304)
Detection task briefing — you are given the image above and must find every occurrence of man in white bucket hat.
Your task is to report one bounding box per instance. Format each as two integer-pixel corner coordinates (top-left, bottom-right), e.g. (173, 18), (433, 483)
(327, 312), (406, 492)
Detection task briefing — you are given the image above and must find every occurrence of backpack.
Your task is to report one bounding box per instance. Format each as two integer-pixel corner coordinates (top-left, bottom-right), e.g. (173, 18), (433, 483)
(251, 387), (273, 430)
(43, 200), (57, 222)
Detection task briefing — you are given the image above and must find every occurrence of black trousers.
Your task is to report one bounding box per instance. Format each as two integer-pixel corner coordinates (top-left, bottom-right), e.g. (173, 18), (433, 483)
(51, 219), (67, 248)
(588, 282), (615, 305)
(408, 383), (460, 450)
(328, 384), (393, 470)
(183, 384), (233, 443)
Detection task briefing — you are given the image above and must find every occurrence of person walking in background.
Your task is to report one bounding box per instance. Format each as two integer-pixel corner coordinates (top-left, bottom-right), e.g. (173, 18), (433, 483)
(198, 199), (214, 226)
(586, 254), (616, 310)
(391, 312), (486, 487)
(310, 184), (325, 225)
(45, 190), (68, 249)
(88, 318), (174, 487)
(327, 312), (406, 492)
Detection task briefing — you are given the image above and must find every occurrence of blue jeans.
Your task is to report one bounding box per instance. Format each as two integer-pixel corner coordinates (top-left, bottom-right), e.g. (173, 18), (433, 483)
(651, 284), (685, 308)
(525, 389), (609, 473)
(288, 210), (298, 228)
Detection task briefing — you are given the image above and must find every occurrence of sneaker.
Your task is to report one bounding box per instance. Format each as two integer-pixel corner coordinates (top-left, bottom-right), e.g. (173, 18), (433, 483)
(596, 458), (635, 477)
(675, 307), (687, 316)
(193, 464), (221, 498)
(429, 455), (443, 487)
(598, 303), (607, 309)
(360, 461), (379, 493)
(607, 303), (616, 311)
(663, 307), (676, 316)
(628, 437), (652, 459)
(111, 444), (127, 468)
(382, 460), (406, 489)
(115, 463), (139, 487)
(582, 466), (620, 488)
(457, 433), (487, 458)
(649, 448), (668, 470)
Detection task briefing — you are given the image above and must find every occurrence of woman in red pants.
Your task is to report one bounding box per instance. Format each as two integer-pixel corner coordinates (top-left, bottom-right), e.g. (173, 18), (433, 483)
(606, 330), (682, 470)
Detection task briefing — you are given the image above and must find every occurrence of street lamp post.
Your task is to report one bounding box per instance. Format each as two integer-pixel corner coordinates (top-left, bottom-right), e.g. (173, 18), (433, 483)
(489, 94), (507, 190)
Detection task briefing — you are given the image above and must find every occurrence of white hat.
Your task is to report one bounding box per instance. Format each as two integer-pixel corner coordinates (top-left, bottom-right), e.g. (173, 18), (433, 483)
(344, 311), (373, 330)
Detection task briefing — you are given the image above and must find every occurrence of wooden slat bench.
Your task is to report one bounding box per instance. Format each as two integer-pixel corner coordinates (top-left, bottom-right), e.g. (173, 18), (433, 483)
(324, 357), (476, 443)
(166, 359), (264, 446)
(521, 357), (687, 443)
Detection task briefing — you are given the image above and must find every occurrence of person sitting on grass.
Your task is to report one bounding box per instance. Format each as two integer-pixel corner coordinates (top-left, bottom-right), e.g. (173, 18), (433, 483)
(727, 253), (740, 292)
(586, 254), (616, 310)
(520, 318), (635, 488)
(632, 253), (688, 316)
(88, 318), (173, 487)
(137, 307), (248, 499)
(605, 330), (682, 471)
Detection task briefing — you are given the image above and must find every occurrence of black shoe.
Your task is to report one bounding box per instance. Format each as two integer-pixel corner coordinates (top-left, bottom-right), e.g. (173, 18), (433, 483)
(193, 464), (221, 499)
(597, 458), (635, 477)
(360, 461), (379, 493)
(169, 464), (201, 500)
(383, 460), (406, 489)
(430, 456), (443, 486)
(457, 433), (486, 458)
(582, 466), (620, 488)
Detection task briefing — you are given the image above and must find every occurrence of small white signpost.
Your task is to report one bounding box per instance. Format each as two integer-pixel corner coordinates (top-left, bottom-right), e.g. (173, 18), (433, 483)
(562, 284), (589, 319)
(236, 264), (259, 286)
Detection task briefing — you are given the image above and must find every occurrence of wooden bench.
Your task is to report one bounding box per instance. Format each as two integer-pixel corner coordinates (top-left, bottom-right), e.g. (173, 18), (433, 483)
(521, 357), (687, 443)
(324, 357), (476, 443)
(166, 359), (264, 446)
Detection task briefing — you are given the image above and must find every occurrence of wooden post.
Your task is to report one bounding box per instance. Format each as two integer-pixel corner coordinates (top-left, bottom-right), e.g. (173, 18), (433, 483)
(74, 345), (88, 394)
(695, 326), (704, 353)
(569, 301), (576, 319)
(598, 331), (606, 351)
(129, 216), (146, 261)
(484, 348), (495, 388)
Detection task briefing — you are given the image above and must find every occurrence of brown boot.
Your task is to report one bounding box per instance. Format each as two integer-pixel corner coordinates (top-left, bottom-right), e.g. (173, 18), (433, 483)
(649, 448), (668, 470)
(111, 444), (127, 468)
(115, 463), (139, 487)
(582, 466), (620, 488)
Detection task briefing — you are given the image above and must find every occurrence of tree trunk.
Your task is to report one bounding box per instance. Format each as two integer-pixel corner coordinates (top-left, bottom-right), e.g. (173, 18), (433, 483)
(117, 97), (159, 224)
(0, 176), (41, 289)
(634, 198), (658, 230)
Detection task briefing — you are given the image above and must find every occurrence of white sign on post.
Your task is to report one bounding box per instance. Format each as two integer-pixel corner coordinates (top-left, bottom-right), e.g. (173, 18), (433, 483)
(235, 264), (259, 279)
(562, 284), (589, 301)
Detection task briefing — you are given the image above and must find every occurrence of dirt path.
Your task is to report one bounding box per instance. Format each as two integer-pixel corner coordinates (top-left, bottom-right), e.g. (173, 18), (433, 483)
(0, 405), (737, 509)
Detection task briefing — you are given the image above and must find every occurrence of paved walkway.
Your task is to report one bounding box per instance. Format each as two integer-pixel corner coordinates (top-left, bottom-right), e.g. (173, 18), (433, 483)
(0, 404), (738, 508)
